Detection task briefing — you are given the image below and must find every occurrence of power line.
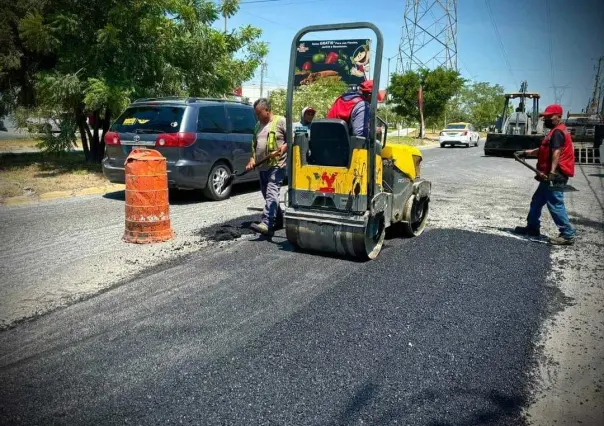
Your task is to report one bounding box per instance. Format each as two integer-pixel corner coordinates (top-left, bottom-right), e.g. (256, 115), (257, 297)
(484, 0), (515, 83)
(545, 0), (555, 85)
(457, 57), (477, 81)
(545, 0), (564, 105)
(239, 9), (295, 30)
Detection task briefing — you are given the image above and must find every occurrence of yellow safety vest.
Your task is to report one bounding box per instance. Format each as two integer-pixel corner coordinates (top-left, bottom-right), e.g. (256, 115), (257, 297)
(252, 115), (283, 167)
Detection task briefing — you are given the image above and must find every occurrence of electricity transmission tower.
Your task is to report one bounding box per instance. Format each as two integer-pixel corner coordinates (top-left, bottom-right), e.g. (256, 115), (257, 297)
(395, 0), (458, 73)
(550, 85), (569, 105)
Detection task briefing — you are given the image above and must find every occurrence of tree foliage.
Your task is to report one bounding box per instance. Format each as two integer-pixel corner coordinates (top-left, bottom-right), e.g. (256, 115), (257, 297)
(388, 67), (465, 125)
(377, 104), (405, 128)
(0, 0), (267, 162)
(444, 82), (506, 130)
(268, 77), (348, 119)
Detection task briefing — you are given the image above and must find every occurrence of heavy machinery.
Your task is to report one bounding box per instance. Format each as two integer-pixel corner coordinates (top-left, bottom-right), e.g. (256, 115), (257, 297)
(484, 81), (545, 156)
(283, 22), (432, 260)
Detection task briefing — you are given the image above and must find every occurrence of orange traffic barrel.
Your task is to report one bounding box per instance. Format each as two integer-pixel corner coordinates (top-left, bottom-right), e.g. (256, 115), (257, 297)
(123, 148), (174, 244)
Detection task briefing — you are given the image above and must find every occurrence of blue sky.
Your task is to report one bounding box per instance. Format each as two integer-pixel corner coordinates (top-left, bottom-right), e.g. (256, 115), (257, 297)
(218, 0), (604, 114)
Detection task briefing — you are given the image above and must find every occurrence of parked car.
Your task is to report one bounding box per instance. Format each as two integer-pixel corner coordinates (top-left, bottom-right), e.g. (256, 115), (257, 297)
(438, 122), (480, 148)
(102, 97), (259, 201)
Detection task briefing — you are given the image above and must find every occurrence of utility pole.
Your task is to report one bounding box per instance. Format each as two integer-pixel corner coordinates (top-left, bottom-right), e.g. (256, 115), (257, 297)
(586, 56), (603, 115)
(600, 86), (604, 118)
(259, 61), (267, 98)
(386, 54), (397, 126)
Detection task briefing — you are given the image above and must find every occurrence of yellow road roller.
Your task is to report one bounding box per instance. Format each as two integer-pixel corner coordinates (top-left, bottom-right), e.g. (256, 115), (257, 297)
(283, 22), (432, 260)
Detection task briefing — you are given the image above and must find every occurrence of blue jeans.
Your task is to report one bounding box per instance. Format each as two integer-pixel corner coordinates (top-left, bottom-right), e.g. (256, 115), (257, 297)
(259, 167), (285, 229)
(527, 182), (576, 238)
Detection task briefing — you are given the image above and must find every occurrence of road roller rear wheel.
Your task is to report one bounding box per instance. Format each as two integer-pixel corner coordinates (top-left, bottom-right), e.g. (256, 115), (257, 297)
(401, 196), (429, 237)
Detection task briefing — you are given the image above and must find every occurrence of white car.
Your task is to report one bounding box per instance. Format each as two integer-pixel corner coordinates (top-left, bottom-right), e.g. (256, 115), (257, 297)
(439, 122), (480, 148)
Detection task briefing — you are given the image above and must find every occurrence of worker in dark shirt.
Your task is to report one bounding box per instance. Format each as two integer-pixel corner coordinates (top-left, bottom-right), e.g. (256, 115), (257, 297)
(514, 104), (576, 245)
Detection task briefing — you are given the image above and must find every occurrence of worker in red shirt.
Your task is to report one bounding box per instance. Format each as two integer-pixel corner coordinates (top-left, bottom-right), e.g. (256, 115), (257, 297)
(514, 104), (576, 245)
(327, 80), (373, 137)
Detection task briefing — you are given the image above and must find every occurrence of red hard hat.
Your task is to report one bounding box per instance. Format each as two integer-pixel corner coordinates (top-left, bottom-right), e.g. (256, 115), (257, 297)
(539, 104), (563, 117)
(360, 80), (373, 94)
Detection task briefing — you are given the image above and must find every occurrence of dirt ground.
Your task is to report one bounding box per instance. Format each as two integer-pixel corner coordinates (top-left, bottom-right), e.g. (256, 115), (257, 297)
(388, 135), (438, 146)
(0, 149), (107, 200)
(0, 138), (41, 152)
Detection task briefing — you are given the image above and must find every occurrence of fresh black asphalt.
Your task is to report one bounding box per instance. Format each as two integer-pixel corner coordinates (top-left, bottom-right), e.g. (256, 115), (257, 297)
(0, 222), (555, 425)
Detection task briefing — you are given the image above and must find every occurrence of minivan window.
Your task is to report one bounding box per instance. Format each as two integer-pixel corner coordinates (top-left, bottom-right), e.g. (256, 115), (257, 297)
(197, 106), (228, 133)
(228, 106), (257, 134)
(112, 106), (185, 134)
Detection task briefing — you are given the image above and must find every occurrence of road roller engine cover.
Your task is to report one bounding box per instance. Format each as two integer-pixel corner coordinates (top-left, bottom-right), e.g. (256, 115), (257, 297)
(283, 22), (432, 260)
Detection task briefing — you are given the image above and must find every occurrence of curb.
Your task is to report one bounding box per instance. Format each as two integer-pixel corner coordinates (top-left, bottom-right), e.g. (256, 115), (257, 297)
(416, 143), (440, 150)
(1, 184), (125, 207)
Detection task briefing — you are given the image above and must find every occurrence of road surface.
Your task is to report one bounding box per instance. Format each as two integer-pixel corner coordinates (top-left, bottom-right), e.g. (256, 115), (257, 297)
(0, 141), (602, 425)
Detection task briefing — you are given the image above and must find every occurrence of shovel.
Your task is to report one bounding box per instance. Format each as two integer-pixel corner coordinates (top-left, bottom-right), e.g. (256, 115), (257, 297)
(221, 155), (273, 191)
(513, 153), (554, 184)
(513, 153), (541, 175)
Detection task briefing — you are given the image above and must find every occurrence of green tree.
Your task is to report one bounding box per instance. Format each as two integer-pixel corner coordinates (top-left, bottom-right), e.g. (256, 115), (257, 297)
(461, 82), (506, 130)
(1, 0), (267, 162)
(443, 94), (470, 125)
(268, 77), (348, 118)
(377, 104), (405, 128)
(388, 67), (465, 131)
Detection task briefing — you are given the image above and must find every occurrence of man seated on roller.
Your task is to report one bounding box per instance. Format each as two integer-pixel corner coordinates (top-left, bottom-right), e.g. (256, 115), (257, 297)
(327, 80), (373, 137)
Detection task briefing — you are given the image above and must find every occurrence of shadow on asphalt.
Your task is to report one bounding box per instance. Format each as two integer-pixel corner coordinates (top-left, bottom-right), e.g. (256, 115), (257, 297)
(486, 226), (550, 244)
(568, 211), (604, 232)
(336, 386), (524, 426)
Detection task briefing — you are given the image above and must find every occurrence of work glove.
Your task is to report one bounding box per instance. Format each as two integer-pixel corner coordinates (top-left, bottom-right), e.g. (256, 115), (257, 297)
(548, 172), (563, 183)
(514, 150), (526, 158)
(534, 172), (549, 182)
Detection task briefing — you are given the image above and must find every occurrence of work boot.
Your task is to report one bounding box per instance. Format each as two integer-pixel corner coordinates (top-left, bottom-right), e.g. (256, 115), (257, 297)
(251, 222), (271, 236)
(549, 235), (575, 246)
(513, 226), (540, 237)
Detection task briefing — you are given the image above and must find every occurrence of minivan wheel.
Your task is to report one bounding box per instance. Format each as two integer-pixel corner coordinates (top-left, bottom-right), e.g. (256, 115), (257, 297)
(203, 162), (232, 201)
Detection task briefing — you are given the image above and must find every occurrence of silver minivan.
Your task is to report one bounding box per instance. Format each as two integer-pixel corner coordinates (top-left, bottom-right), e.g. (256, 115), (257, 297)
(102, 97), (258, 200)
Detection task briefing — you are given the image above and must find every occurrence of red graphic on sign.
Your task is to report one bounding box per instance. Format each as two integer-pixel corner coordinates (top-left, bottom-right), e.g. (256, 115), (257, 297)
(319, 172), (338, 193)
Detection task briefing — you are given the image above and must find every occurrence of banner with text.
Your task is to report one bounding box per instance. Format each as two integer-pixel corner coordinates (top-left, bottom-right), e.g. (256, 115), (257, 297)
(294, 39), (371, 89)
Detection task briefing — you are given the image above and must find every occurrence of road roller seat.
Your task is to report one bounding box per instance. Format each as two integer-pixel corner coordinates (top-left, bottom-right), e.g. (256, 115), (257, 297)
(307, 119), (352, 167)
(381, 144), (423, 180)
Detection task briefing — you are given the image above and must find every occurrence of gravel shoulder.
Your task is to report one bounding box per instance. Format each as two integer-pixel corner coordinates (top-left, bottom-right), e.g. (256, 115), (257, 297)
(523, 165), (604, 425)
